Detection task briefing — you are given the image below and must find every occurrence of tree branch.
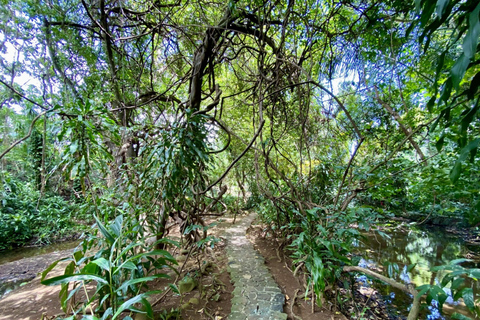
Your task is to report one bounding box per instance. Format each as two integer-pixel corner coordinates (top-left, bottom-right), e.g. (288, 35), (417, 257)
(0, 109), (54, 160)
(343, 266), (420, 320)
(196, 119), (265, 195)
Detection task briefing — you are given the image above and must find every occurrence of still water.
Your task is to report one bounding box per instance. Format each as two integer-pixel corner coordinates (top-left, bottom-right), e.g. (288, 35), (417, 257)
(0, 240), (79, 265)
(356, 224), (479, 319)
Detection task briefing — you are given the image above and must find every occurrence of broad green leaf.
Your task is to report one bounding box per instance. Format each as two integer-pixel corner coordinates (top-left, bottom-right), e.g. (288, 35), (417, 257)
(41, 257), (72, 281)
(462, 288), (475, 311)
(93, 215), (115, 244)
(451, 54), (470, 88)
(450, 140), (480, 181)
(101, 308), (113, 320)
(116, 274), (169, 292)
(42, 274), (109, 286)
(421, 0), (436, 26)
(112, 291), (162, 319)
(463, 3), (480, 59)
(91, 258), (111, 271)
(110, 215), (123, 237)
(416, 284), (431, 299)
(115, 261), (137, 273)
(59, 283), (69, 312)
(461, 103), (479, 132)
(435, 0), (450, 19)
(451, 313), (473, 320)
(451, 277), (465, 290)
(469, 72), (480, 99)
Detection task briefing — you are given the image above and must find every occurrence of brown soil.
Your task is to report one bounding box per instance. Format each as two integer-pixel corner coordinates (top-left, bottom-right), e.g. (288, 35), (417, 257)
(0, 251), (69, 320)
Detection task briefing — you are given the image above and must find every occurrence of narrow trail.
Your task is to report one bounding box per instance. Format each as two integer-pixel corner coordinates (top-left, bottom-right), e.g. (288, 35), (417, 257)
(224, 213), (288, 320)
(0, 213), (289, 320)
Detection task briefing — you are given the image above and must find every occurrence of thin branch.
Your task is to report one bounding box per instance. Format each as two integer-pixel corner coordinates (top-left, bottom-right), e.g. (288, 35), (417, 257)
(196, 119), (265, 195)
(343, 266), (420, 320)
(0, 108), (54, 160)
(0, 79), (48, 110)
(334, 137), (364, 208)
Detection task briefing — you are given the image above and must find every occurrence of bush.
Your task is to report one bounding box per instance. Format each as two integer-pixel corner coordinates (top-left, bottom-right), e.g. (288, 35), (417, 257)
(0, 174), (77, 250)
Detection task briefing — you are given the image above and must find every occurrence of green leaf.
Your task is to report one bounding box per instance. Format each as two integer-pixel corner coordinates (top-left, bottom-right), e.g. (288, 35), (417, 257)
(468, 72), (480, 100)
(421, 0), (437, 26)
(462, 288), (475, 312)
(450, 140), (480, 182)
(427, 95), (436, 113)
(461, 103), (479, 132)
(128, 250), (178, 265)
(115, 261), (137, 273)
(112, 291), (162, 319)
(436, 134), (445, 152)
(91, 258), (111, 271)
(41, 257), (71, 281)
(93, 215), (115, 244)
(406, 263), (417, 273)
(116, 274), (169, 292)
(451, 313), (473, 320)
(110, 215), (123, 237)
(42, 274), (109, 286)
(169, 283), (180, 294)
(451, 54), (470, 89)
(450, 161), (462, 183)
(440, 78), (453, 104)
(101, 308), (113, 320)
(81, 316), (101, 320)
(463, 3), (480, 59)
(416, 284), (431, 299)
(451, 277), (465, 290)
(435, 0), (450, 19)
(59, 283), (69, 312)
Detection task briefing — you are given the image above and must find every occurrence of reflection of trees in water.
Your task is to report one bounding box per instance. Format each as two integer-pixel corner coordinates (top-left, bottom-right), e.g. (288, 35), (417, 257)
(362, 228), (464, 287)
(359, 227), (475, 318)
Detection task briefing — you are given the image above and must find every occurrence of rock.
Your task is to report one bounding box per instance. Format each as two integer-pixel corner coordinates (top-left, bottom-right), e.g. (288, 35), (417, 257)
(178, 276), (197, 294)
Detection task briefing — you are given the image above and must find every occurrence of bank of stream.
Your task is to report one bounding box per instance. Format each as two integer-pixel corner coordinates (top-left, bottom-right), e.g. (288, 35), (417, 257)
(356, 222), (480, 319)
(0, 241), (79, 299)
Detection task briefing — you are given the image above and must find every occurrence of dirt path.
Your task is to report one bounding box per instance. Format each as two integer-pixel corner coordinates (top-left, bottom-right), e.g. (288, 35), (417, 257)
(0, 249), (73, 319)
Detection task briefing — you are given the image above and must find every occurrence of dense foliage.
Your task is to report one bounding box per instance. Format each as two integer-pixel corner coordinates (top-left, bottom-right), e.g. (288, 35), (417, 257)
(0, 0), (479, 318)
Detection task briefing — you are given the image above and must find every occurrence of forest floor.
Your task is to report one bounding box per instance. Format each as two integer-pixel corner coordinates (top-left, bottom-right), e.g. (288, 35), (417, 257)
(0, 212), (344, 320)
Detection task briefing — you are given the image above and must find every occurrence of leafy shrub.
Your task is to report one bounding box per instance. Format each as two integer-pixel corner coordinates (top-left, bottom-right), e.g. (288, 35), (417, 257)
(289, 206), (377, 306)
(417, 259), (480, 319)
(0, 173), (77, 249)
(42, 214), (179, 319)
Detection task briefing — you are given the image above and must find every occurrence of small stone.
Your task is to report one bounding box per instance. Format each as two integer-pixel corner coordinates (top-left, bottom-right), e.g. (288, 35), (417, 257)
(243, 274), (252, 279)
(178, 276), (197, 294)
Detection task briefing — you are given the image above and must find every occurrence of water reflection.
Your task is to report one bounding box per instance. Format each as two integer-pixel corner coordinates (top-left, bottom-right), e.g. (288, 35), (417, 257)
(356, 225), (477, 319)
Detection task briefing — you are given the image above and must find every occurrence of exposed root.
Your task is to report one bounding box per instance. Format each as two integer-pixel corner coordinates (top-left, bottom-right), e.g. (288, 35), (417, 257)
(290, 289), (303, 320)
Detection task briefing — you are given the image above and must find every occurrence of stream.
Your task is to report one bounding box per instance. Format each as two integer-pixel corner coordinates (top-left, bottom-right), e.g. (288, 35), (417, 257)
(356, 223), (480, 319)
